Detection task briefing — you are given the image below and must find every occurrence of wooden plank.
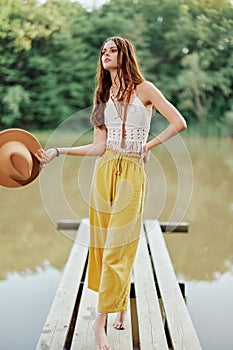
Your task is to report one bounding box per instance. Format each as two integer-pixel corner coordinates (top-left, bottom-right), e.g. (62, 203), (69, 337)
(133, 232), (168, 349)
(145, 220), (202, 350)
(36, 219), (89, 350)
(107, 300), (133, 350)
(159, 222), (189, 233)
(57, 220), (80, 231)
(70, 278), (98, 349)
(71, 249), (132, 349)
(56, 219), (188, 233)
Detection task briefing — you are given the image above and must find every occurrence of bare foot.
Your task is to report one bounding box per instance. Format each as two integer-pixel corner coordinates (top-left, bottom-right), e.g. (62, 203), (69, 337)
(113, 311), (127, 330)
(93, 313), (109, 350)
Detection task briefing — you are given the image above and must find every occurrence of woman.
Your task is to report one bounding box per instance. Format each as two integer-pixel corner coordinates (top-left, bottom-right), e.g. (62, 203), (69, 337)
(36, 37), (186, 350)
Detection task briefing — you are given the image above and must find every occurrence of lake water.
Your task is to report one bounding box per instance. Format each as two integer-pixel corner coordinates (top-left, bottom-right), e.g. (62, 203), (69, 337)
(0, 135), (232, 350)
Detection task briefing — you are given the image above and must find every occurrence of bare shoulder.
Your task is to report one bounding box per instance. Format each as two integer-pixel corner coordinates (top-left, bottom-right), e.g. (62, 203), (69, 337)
(136, 81), (162, 106)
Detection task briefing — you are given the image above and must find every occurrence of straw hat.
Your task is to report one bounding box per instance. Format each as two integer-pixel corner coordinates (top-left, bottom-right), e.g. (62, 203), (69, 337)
(0, 128), (41, 188)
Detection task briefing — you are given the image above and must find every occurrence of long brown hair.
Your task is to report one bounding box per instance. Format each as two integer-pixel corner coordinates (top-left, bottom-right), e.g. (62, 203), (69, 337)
(90, 37), (145, 127)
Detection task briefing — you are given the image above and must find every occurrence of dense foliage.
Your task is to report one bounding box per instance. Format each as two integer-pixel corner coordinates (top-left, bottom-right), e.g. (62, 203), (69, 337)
(0, 0), (232, 135)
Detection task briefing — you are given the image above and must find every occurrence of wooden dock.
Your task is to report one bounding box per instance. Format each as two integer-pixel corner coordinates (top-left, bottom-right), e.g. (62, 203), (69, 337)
(36, 219), (202, 350)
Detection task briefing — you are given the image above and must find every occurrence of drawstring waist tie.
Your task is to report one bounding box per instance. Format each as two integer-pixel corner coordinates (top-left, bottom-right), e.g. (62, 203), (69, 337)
(105, 148), (142, 177)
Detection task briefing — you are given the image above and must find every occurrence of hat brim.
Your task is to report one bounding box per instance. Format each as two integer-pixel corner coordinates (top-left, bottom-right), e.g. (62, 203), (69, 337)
(0, 129), (41, 188)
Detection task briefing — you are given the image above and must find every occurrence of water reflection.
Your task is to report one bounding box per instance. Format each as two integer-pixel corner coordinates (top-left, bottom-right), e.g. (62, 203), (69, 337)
(185, 272), (233, 350)
(1, 137), (232, 280)
(0, 180), (73, 280)
(0, 136), (232, 349)
(0, 265), (63, 350)
(161, 137), (233, 281)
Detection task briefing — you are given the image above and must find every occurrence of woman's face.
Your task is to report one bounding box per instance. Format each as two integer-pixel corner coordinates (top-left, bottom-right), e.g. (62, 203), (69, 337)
(101, 40), (119, 71)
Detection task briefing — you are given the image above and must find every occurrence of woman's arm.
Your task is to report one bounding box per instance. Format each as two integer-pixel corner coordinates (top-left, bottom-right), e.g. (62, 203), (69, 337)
(139, 81), (187, 151)
(36, 126), (107, 165)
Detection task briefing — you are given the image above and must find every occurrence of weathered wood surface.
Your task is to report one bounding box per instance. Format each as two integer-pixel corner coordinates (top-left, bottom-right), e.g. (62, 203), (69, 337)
(107, 300), (133, 350)
(145, 220), (202, 350)
(160, 221), (189, 233)
(36, 219), (89, 350)
(36, 218), (201, 350)
(133, 228), (169, 349)
(70, 279), (98, 349)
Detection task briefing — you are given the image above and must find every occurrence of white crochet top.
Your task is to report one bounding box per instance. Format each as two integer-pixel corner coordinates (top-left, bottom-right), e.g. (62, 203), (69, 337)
(104, 94), (152, 154)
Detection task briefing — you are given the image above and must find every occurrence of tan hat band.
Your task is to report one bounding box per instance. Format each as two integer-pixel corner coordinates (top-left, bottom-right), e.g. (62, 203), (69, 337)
(0, 141), (33, 181)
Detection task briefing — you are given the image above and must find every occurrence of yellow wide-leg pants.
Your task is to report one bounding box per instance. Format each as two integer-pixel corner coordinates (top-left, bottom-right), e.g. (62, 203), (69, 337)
(87, 149), (146, 313)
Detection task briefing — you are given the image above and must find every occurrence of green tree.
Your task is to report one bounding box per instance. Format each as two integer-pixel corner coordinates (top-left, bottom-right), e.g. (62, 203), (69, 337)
(0, 0), (232, 134)
(177, 53), (211, 126)
(0, 0), (88, 129)
(0, 0), (64, 50)
(139, 0), (233, 132)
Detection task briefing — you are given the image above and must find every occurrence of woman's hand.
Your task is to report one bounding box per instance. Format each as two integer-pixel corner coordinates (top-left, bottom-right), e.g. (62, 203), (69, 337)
(35, 148), (58, 168)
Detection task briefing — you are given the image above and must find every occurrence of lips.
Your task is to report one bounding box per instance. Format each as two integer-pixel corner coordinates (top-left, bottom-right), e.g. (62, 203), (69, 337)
(104, 58), (111, 62)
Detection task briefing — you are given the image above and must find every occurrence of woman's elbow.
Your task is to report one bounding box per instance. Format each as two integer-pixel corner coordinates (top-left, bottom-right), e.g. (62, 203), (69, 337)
(176, 118), (187, 133)
(180, 119), (187, 132)
(94, 142), (106, 156)
(99, 146), (106, 156)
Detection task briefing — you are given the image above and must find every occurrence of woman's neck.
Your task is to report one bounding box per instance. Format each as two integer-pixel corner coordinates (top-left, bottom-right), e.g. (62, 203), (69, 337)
(110, 71), (123, 89)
